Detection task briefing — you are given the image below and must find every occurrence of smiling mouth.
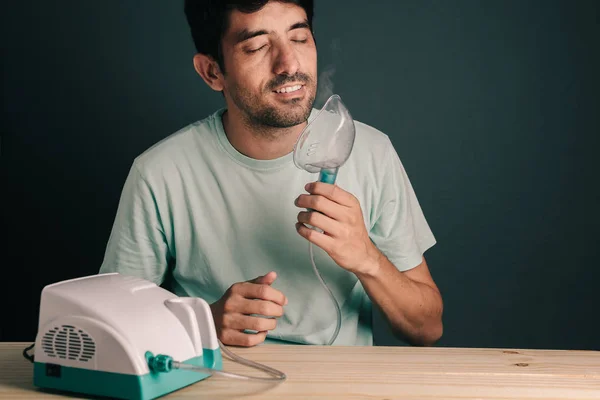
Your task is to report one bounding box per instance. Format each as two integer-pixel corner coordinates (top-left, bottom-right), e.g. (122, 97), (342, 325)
(273, 84), (304, 94)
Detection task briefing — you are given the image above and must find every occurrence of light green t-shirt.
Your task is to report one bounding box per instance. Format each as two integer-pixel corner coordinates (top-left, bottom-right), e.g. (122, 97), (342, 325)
(99, 108), (436, 346)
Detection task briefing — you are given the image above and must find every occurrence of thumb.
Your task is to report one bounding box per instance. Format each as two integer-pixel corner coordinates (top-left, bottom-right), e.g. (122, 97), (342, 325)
(249, 271), (277, 285)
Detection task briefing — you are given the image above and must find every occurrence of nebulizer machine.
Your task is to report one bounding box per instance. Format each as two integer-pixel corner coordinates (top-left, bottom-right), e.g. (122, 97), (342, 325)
(25, 94), (355, 399)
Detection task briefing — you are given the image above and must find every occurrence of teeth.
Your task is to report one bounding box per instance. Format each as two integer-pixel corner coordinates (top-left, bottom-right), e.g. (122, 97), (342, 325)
(276, 84), (302, 93)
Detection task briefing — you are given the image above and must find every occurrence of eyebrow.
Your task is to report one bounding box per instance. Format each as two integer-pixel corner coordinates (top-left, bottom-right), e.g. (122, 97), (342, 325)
(234, 20), (311, 44)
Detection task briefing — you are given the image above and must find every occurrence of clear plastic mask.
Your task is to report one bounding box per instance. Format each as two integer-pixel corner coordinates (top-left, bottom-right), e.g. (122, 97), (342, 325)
(293, 94), (356, 176)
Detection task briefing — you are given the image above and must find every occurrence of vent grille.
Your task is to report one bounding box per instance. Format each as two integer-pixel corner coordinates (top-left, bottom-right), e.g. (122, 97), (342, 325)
(42, 325), (96, 362)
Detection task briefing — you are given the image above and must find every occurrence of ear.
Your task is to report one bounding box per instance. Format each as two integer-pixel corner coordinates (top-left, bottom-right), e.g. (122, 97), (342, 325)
(193, 54), (224, 92)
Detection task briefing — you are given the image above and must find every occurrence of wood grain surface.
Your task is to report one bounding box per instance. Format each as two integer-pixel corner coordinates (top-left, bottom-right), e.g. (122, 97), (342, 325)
(1, 342), (599, 399)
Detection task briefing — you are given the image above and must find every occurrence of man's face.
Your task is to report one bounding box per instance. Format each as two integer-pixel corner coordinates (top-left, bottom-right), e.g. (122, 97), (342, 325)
(220, 2), (317, 130)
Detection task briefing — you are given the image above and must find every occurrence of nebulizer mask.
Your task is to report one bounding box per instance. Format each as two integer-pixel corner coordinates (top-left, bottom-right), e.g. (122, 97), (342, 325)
(293, 94), (356, 345)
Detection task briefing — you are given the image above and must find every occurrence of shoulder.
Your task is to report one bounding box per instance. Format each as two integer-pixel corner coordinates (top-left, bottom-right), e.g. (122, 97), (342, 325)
(347, 118), (397, 167)
(353, 119), (394, 151)
(132, 109), (222, 178)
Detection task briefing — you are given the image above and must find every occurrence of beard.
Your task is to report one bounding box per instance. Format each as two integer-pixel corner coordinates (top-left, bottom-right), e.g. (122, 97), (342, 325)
(227, 72), (316, 133)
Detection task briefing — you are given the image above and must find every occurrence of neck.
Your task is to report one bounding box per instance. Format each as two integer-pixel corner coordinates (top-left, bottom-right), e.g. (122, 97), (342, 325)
(222, 107), (307, 160)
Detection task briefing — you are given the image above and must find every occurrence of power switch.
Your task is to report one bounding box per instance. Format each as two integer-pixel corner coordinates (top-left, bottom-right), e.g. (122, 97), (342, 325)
(46, 363), (62, 378)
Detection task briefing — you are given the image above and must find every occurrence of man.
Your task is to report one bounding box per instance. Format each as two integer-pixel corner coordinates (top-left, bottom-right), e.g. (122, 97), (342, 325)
(99, 0), (443, 347)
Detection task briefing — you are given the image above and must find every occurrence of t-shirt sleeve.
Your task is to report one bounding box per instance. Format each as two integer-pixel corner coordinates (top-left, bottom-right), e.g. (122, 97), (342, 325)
(98, 162), (170, 284)
(369, 138), (436, 271)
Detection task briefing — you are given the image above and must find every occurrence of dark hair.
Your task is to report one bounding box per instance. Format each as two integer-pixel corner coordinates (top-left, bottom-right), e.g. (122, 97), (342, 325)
(184, 0), (314, 72)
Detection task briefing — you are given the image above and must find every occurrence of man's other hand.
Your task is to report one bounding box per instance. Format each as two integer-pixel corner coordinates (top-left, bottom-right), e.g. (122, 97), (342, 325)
(210, 271), (287, 347)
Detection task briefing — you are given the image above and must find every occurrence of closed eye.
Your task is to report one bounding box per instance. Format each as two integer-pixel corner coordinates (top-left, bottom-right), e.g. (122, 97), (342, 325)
(246, 45), (267, 53)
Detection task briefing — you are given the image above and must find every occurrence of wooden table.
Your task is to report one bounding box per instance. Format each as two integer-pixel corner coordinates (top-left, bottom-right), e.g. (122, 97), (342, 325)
(1, 342), (599, 399)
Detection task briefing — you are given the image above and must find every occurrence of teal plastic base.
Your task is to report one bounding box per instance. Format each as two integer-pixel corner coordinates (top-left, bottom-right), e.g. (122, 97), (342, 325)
(33, 349), (222, 400)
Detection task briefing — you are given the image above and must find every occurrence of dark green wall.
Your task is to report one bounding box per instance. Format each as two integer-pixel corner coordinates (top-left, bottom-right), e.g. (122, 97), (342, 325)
(2, 1), (598, 349)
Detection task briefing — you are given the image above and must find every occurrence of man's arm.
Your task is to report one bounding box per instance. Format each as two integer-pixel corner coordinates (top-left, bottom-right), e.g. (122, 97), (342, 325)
(99, 162), (170, 284)
(295, 181), (443, 346)
(356, 254), (443, 346)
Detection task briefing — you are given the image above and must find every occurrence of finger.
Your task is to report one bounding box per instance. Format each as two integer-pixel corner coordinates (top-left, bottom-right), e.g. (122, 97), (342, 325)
(237, 282), (287, 306)
(306, 182), (357, 207)
(247, 271), (277, 285)
(296, 222), (334, 251)
(297, 211), (343, 236)
(220, 329), (267, 347)
(238, 298), (285, 317)
(223, 314), (277, 332)
(295, 194), (346, 221)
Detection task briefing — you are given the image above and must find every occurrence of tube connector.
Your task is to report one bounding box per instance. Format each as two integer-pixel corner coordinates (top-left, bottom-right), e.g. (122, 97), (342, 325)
(318, 167), (339, 184)
(146, 352), (173, 373)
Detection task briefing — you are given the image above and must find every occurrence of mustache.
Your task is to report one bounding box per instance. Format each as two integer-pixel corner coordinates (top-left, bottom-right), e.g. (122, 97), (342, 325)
(266, 72), (313, 91)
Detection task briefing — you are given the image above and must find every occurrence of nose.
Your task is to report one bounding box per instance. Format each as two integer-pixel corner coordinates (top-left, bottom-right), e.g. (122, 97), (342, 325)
(273, 41), (300, 76)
